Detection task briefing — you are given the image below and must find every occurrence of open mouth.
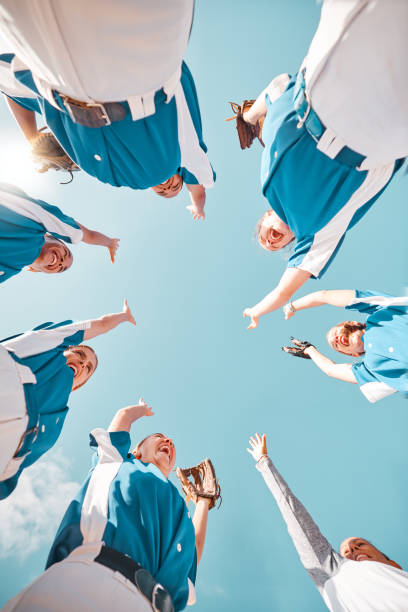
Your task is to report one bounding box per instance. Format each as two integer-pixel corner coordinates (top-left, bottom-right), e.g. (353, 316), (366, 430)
(68, 363), (79, 376)
(355, 554), (370, 562)
(158, 443), (172, 460)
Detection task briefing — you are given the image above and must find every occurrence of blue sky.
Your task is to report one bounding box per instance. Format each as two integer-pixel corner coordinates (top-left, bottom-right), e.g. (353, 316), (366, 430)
(0, 1), (408, 610)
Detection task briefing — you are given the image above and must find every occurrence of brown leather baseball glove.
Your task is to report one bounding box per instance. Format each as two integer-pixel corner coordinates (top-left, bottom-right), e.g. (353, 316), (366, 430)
(30, 129), (80, 183)
(225, 100), (265, 150)
(176, 458), (222, 510)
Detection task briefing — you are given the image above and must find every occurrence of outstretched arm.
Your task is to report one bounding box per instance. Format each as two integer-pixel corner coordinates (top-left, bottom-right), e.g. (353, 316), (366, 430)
(284, 290), (355, 320)
(83, 299), (136, 341)
(78, 223), (120, 263)
(192, 498), (211, 565)
(108, 398), (153, 433)
(304, 346), (357, 383)
(6, 97), (40, 142)
(186, 184), (206, 220)
(244, 267), (312, 329)
(248, 434), (343, 592)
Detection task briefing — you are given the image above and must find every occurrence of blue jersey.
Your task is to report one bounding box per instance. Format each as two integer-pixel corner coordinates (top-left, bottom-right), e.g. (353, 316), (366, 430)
(47, 428), (197, 611)
(261, 75), (401, 278)
(0, 182), (82, 284)
(345, 290), (408, 402)
(0, 54), (215, 190)
(0, 319), (89, 498)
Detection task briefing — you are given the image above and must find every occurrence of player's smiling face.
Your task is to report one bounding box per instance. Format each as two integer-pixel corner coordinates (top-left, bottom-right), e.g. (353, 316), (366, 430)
(30, 237), (73, 274)
(326, 322), (365, 357)
(151, 173), (183, 198)
(257, 210), (294, 252)
(340, 537), (401, 569)
(64, 346), (98, 390)
(135, 433), (176, 477)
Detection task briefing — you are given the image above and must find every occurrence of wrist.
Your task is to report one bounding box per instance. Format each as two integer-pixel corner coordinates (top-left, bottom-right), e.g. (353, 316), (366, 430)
(256, 454), (268, 464)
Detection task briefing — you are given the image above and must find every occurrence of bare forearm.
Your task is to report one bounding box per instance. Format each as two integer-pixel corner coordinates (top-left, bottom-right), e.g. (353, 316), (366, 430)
(6, 98), (39, 141)
(292, 290), (355, 312)
(193, 499), (210, 565)
(84, 312), (127, 340)
(108, 408), (135, 432)
(254, 269), (311, 317)
(81, 228), (111, 247)
(305, 347), (357, 383)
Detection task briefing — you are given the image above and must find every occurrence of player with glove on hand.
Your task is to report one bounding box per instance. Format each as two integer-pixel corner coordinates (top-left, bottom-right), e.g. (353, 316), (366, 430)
(0, 183), (119, 285)
(282, 289), (408, 403)
(2, 399), (219, 612)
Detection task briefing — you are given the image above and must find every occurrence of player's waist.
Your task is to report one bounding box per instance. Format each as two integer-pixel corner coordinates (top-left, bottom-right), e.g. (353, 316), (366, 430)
(293, 69), (367, 169)
(65, 543), (174, 612)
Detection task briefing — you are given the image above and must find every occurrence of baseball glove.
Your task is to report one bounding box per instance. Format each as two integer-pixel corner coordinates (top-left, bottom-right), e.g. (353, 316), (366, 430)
(30, 129), (79, 184)
(176, 458), (221, 510)
(225, 100), (265, 150)
(282, 336), (315, 359)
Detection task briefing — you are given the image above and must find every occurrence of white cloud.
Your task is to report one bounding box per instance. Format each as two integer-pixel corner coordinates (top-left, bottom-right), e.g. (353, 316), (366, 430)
(0, 452), (80, 560)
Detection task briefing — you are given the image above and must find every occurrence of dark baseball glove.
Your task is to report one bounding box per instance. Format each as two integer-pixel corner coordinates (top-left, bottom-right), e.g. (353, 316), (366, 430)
(225, 100), (265, 150)
(176, 458), (221, 510)
(30, 129), (80, 183)
(282, 336), (315, 359)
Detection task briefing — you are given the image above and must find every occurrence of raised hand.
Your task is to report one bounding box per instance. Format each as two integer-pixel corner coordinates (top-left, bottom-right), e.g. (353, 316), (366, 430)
(108, 238), (120, 263)
(243, 308), (259, 330)
(247, 433), (268, 462)
(186, 203), (205, 221)
(282, 337), (314, 359)
(283, 303), (296, 320)
(122, 299), (136, 326)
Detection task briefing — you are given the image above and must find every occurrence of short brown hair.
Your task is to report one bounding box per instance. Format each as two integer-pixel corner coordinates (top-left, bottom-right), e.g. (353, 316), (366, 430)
(132, 433), (164, 457)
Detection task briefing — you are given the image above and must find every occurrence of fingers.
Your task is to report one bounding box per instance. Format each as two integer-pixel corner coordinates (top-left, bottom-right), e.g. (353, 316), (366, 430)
(109, 238), (120, 263)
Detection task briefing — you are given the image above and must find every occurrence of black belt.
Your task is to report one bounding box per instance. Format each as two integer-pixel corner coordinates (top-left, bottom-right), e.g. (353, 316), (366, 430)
(94, 546), (174, 612)
(58, 94), (127, 128)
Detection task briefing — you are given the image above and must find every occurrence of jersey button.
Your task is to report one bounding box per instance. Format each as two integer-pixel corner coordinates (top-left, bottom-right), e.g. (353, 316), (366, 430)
(94, 154), (102, 161)
(177, 543), (182, 552)
(388, 347), (394, 353)
(368, 343), (372, 348)
(0, 271), (4, 275)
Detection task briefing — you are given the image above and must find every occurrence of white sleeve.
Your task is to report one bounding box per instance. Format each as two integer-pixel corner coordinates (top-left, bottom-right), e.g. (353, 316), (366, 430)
(186, 578), (196, 606)
(267, 73), (291, 103)
(0, 55), (35, 98)
(0, 186), (83, 244)
(2, 320), (91, 358)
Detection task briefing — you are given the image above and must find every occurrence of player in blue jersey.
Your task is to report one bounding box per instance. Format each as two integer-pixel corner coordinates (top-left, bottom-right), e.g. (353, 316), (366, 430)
(3, 401), (214, 612)
(282, 289), (408, 403)
(0, 183), (118, 285)
(233, 0), (407, 329)
(0, 299), (136, 499)
(0, 0), (215, 221)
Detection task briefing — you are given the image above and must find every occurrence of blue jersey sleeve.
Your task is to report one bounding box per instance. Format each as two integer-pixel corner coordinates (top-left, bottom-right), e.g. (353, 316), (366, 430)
(352, 361), (377, 387)
(345, 289), (396, 315)
(89, 430), (131, 460)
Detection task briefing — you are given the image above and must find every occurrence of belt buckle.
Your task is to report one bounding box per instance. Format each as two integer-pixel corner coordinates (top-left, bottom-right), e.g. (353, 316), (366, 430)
(61, 95), (112, 127)
(88, 101), (112, 127)
(296, 89), (311, 130)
